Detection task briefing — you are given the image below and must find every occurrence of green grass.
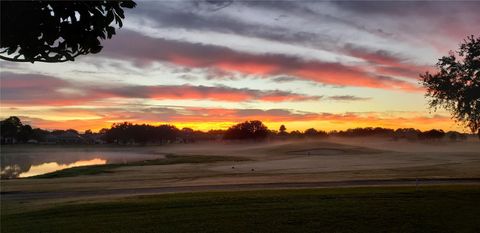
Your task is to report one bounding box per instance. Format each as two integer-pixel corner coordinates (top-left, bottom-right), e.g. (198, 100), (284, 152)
(31, 154), (248, 178)
(2, 186), (479, 233)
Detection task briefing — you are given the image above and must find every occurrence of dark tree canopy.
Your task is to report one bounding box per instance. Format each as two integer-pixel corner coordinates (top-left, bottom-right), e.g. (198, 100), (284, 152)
(0, 116), (23, 138)
(279, 125), (287, 134)
(0, 0), (136, 63)
(0, 116), (45, 143)
(223, 120), (269, 140)
(304, 128), (328, 138)
(1, 116), (471, 145)
(421, 35), (480, 136)
(103, 122), (179, 144)
(418, 129), (445, 141)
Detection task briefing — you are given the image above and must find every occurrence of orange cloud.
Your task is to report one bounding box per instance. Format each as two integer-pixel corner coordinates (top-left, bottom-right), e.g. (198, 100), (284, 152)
(102, 30), (420, 91)
(1, 72), (321, 106)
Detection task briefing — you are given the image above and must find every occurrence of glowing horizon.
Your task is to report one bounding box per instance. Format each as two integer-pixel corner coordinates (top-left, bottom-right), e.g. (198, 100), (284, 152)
(4, 115), (465, 134)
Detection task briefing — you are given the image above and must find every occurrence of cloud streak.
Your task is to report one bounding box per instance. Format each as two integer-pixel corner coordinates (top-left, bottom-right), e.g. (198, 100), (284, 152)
(100, 30), (420, 91)
(0, 72), (322, 106)
(342, 44), (433, 79)
(327, 95), (371, 102)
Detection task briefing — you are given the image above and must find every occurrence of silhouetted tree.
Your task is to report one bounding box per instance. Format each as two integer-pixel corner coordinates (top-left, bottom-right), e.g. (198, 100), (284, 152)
(279, 125), (287, 135)
(0, 116), (37, 143)
(66, 129), (79, 134)
(154, 125), (179, 143)
(0, 116), (23, 139)
(289, 130), (303, 138)
(418, 129), (445, 141)
(31, 128), (49, 141)
(0, 1), (136, 63)
(394, 128), (421, 141)
(223, 120), (268, 140)
(446, 131), (462, 141)
(102, 122), (179, 144)
(99, 128), (109, 135)
(203, 129), (224, 140)
(130, 124), (150, 144)
(180, 127), (195, 143)
(304, 128), (317, 137)
(17, 125), (33, 142)
(421, 35), (480, 138)
(334, 127), (394, 137)
(303, 128), (328, 138)
(104, 122), (132, 143)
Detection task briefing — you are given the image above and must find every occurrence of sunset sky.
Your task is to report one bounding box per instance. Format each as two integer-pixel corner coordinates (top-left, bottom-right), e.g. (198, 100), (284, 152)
(1, 1), (479, 132)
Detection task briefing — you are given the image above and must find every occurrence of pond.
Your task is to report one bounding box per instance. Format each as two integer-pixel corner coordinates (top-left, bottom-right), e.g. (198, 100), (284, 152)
(0, 146), (165, 179)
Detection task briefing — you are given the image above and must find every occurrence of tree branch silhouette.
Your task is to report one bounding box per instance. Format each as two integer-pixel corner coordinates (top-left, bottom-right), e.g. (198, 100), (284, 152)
(421, 35), (480, 138)
(0, 1), (136, 63)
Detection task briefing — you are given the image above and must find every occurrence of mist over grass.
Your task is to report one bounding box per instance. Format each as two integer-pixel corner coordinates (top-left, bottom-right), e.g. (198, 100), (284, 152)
(31, 154), (249, 179)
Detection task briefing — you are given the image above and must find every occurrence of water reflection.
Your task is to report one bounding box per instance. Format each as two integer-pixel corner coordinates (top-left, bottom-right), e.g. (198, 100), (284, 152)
(18, 158), (107, 178)
(1, 147), (165, 179)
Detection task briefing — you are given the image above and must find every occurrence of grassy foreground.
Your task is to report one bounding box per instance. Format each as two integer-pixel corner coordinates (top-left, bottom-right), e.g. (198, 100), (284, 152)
(2, 185), (480, 233)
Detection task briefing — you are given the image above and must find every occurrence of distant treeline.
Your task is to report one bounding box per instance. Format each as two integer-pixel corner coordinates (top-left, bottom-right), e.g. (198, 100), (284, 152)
(0, 116), (472, 145)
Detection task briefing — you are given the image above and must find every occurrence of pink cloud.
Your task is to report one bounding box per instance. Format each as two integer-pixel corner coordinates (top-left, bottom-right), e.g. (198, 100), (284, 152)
(0, 72), (321, 106)
(101, 30), (420, 91)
